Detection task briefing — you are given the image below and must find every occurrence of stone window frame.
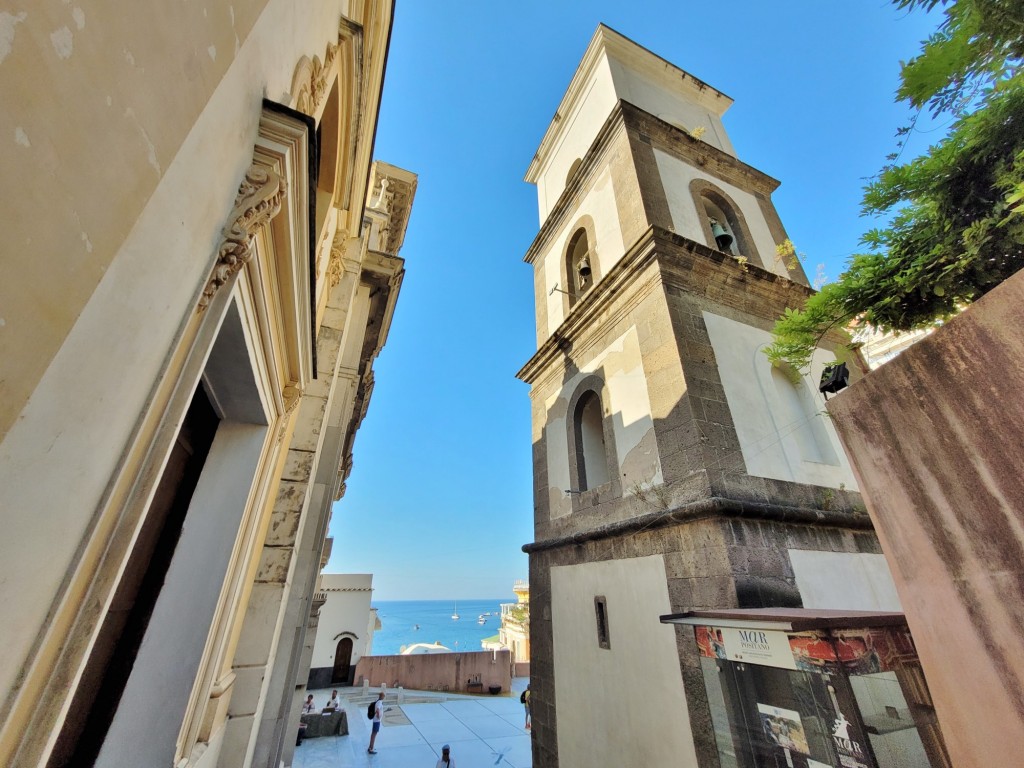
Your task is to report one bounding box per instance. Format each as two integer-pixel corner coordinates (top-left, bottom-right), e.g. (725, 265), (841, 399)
(689, 178), (764, 268)
(559, 214), (600, 314)
(565, 374), (621, 510)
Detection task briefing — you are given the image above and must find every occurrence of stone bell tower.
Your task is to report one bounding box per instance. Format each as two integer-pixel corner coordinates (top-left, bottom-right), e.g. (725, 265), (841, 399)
(517, 26), (899, 768)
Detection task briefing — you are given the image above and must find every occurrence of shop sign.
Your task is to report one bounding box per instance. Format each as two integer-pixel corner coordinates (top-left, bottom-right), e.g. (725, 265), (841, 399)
(695, 625), (798, 669)
(832, 711), (870, 768)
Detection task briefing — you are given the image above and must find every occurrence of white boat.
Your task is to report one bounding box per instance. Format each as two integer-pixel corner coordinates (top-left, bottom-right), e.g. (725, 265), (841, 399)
(451, 601), (460, 620)
(477, 616), (486, 624)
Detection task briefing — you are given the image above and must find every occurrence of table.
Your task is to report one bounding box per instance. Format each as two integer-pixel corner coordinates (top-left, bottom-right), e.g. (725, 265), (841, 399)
(300, 710), (348, 738)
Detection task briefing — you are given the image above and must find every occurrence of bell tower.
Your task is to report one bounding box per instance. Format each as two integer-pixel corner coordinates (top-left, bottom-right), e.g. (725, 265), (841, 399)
(518, 26), (898, 768)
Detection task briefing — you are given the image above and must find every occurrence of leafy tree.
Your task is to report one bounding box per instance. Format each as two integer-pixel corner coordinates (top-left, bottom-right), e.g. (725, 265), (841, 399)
(768, 0), (1024, 370)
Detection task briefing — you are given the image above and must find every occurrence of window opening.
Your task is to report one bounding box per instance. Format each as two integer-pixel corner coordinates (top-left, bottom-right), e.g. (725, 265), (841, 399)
(575, 391), (610, 489)
(594, 596), (610, 649)
(566, 228), (593, 300)
(703, 198), (737, 255)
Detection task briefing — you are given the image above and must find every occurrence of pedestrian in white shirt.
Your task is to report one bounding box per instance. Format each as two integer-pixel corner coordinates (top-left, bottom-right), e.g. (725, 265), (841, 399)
(434, 744), (455, 767)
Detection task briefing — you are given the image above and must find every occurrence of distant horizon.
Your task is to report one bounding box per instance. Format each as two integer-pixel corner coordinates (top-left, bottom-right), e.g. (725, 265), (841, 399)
(371, 596), (516, 602)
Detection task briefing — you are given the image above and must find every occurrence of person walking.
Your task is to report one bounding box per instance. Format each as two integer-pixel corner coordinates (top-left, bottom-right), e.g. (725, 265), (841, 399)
(367, 691), (385, 754)
(521, 684), (531, 730)
(434, 744), (455, 767)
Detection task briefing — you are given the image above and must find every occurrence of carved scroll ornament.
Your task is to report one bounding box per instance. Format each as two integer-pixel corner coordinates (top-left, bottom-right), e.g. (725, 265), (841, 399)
(198, 165), (287, 312)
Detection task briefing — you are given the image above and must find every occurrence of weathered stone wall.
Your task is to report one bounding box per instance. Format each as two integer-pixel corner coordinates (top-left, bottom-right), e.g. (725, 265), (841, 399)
(354, 651), (512, 694)
(827, 268), (1024, 768)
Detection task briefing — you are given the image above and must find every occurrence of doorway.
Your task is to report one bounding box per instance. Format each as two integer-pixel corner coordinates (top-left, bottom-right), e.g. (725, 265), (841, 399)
(332, 637), (354, 684)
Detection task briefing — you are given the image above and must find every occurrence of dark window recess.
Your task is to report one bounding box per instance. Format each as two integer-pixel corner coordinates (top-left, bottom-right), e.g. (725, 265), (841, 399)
(52, 385), (220, 767)
(595, 596), (611, 649)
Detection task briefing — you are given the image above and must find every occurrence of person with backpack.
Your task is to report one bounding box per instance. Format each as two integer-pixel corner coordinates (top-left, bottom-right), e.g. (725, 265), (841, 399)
(434, 743), (455, 767)
(367, 691), (385, 754)
(520, 684), (531, 730)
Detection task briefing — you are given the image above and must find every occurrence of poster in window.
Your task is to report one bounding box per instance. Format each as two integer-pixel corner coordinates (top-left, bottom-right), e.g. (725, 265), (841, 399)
(756, 703), (810, 755)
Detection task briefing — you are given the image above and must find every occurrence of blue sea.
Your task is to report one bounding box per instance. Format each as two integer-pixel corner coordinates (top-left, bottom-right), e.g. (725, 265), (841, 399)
(370, 599), (508, 656)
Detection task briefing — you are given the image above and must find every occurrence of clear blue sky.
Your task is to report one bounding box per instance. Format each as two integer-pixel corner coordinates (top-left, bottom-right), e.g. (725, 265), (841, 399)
(325, 2), (944, 600)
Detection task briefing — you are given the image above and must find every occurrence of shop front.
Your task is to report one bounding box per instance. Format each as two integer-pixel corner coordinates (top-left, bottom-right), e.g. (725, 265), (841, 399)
(660, 609), (950, 768)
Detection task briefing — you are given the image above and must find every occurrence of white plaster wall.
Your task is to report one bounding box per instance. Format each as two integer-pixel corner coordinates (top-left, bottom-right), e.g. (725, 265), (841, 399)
(539, 166), (625, 340)
(310, 574), (374, 670)
(654, 149), (792, 279)
(536, 55), (617, 222)
(0, 0), (351, 706)
(551, 556), (699, 768)
(607, 58), (734, 156)
(545, 326), (662, 518)
(702, 312), (858, 490)
(789, 551), (901, 612)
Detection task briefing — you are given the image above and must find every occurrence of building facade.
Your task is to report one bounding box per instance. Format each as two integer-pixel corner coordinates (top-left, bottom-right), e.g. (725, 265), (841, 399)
(517, 26), (908, 768)
(499, 580), (532, 669)
(306, 573), (380, 688)
(0, 3), (414, 767)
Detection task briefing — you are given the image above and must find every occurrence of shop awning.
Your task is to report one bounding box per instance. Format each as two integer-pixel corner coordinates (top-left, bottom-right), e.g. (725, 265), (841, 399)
(659, 608), (907, 632)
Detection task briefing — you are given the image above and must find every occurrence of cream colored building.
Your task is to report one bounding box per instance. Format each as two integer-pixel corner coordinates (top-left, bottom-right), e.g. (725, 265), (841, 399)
(0, 3), (415, 767)
(495, 580), (531, 667)
(306, 573), (379, 688)
(518, 26), (903, 768)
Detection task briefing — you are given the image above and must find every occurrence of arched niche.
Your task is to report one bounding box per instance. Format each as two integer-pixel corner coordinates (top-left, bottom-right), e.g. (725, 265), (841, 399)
(565, 157), (583, 187)
(689, 178), (763, 268)
(564, 374), (620, 507)
(559, 214), (600, 313)
(770, 363), (840, 466)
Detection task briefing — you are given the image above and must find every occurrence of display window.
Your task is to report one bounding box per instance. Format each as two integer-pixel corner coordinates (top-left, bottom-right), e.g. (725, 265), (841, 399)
(665, 612), (950, 768)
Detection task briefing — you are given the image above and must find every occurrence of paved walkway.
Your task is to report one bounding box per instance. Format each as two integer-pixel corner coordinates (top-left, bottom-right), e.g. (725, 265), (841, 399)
(293, 680), (532, 768)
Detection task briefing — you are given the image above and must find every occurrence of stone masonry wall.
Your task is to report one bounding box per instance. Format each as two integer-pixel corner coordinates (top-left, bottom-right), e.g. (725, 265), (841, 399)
(354, 650), (512, 694)
(528, 515), (881, 768)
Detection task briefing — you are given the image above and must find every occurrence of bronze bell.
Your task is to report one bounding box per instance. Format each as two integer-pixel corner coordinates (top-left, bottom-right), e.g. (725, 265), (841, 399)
(711, 220), (733, 251)
(577, 256), (592, 280)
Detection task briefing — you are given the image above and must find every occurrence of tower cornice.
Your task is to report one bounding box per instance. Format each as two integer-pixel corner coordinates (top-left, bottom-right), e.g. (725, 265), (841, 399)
(523, 100), (782, 266)
(525, 24), (732, 184)
(517, 225), (819, 386)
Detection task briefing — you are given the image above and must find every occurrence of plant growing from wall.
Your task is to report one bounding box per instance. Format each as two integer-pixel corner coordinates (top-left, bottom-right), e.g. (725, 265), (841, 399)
(768, 0), (1024, 370)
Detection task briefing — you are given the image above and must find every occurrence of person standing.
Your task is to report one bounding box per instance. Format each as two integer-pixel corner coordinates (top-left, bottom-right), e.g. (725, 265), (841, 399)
(367, 691), (385, 754)
(521, 684), (531, 730)
(434, 743), (455, 767)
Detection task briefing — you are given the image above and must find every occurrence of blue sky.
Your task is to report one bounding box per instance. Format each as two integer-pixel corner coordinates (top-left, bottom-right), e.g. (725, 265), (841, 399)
(325, 2), (944, 600)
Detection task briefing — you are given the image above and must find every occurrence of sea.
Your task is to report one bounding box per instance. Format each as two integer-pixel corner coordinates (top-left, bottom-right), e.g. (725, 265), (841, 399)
(370, 599), (508, 656)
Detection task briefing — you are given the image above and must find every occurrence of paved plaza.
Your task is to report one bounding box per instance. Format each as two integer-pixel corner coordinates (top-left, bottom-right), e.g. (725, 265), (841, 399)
(294, 681), (532, 768)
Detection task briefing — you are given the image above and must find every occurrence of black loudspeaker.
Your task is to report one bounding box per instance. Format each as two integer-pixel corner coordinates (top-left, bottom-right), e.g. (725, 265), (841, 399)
(819, 362), (850, 397)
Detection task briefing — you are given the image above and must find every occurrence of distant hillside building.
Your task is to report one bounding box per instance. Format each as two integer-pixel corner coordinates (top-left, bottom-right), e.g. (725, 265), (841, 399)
(307, 574), (381, 688)
(518, 25), (943, 768)
(851, 324), (935, 370)
(483, 580), (532, 671)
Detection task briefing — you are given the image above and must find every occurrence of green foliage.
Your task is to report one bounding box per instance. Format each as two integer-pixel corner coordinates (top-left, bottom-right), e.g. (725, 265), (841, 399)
(768, 0), (1024, 369)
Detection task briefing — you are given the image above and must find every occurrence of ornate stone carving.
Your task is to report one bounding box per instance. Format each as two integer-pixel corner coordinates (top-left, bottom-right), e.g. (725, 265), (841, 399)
(275, 383), (304, 443)
(282, 383), (303, 414)
(326, 228), (349, 289)
(292, 42), (339, 117)
(199, 166), (286, 312)
(368, 177), (391, 212)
